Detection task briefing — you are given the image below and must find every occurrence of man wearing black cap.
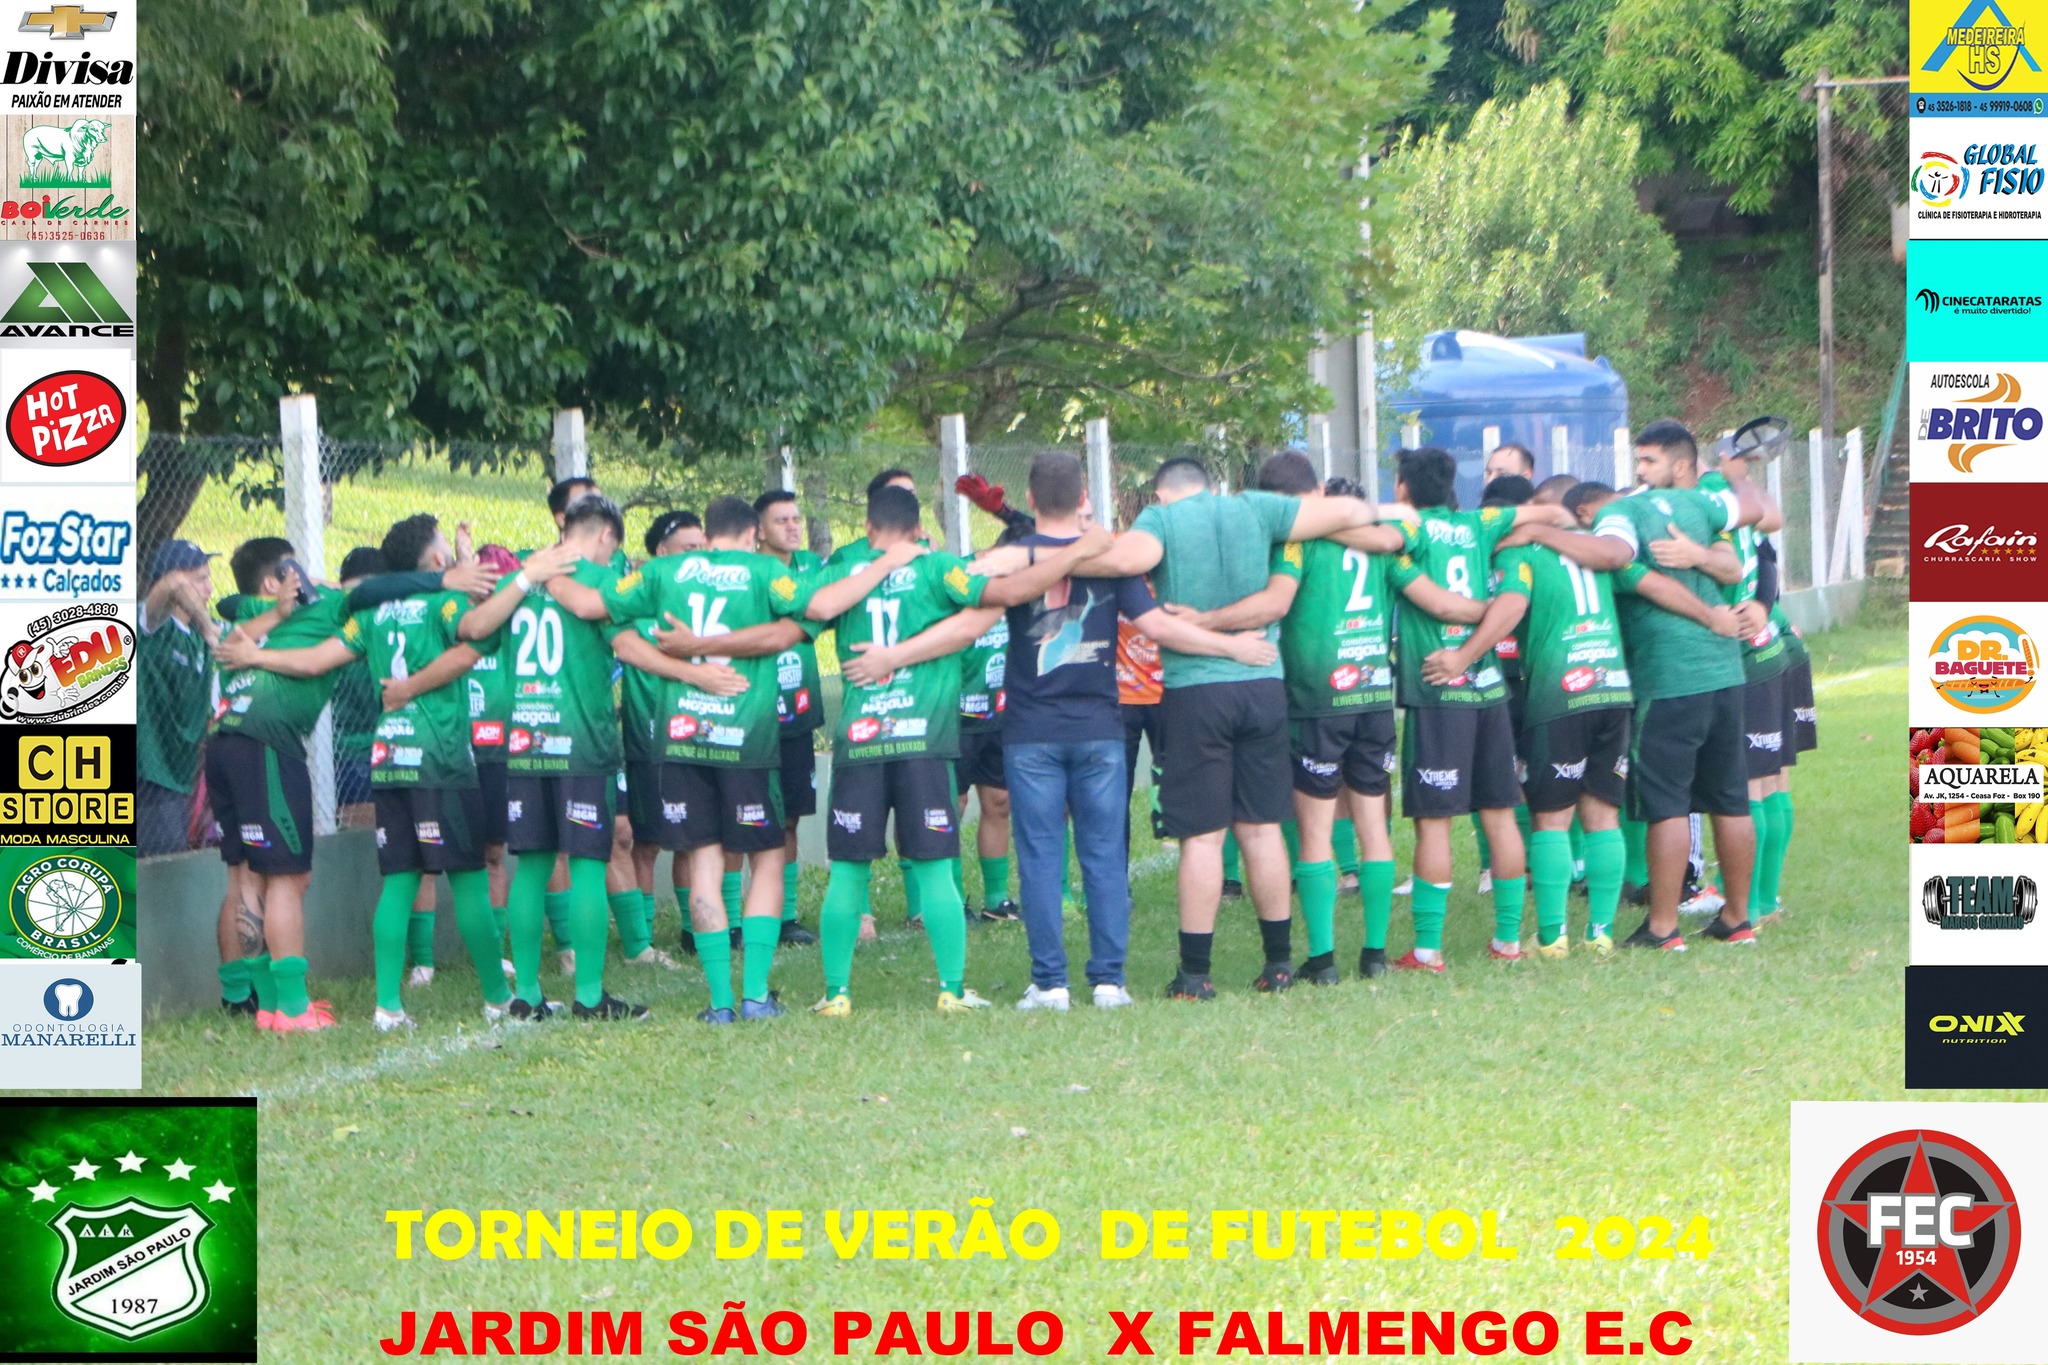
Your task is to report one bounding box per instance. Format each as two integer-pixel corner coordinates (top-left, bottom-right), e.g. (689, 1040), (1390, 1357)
(137, 540), (218, 856)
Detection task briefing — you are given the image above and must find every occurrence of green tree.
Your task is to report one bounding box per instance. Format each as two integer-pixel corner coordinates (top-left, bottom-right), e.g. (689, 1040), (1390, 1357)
(1379, 82), (1677, 369)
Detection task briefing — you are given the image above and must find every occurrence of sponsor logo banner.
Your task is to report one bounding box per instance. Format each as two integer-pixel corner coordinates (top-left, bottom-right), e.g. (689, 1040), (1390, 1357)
(1904, 964), (2048, 1088)
(0, 724), (129, 844)
(0, 484), (130, 603)
(0, 4), (133, 115)
(1912, 603), (2048, 725)
(0, 112), (128, 242)
(1914, 0), (2048, 95)
(0, 344), (131, 482)
(1908, 239), (2048, 358)
(1912, 846), (2048, 966)
(1909, 364), (2048, 481)
(0, 239), (128, 345)
(0, 845), (128, 958)
(0, 601), (132, 724)
(1791, 1101), (2042, 1362)
(1911, 482), (2048, 598)
(0, 956), (135, 1087)
(1911, 120), (2048, 238)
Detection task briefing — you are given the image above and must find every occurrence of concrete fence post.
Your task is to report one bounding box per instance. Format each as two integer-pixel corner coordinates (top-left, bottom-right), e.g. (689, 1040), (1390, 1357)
(940, 414), (970, 555)
(1612, 427), (1631, 490)
(1808, 427), (1830, 588)
(552, 408), (588, 482)
(1085, 418), (1114, 529)
(279, 394), (336, 836)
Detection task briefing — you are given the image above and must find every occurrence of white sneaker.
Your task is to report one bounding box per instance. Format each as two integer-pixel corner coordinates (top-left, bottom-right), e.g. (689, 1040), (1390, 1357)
(501, 958), (517, 977)
(624, 946), (682, 969)
(373, 1008), (414, 1033)
(408, 965), (435, 987)
(1016, 984), (1071, 1011)
(1477, 870), (1493, 895)
(482, 1001), (510, 1024)
(1678, 884), (1726, 916)
(558, 948), (576, 975)
(1092, 983), (1134, 1009)
(1393, 877), (1413, 896)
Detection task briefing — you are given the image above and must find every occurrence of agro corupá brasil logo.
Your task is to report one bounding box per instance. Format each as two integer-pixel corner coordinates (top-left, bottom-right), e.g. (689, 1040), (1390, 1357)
(7, 850), (117, 954)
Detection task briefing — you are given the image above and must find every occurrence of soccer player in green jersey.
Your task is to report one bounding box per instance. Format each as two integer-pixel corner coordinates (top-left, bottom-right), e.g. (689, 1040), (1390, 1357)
(799, 484), (1113, 1015)
(955, 601), (1016, 921)
(1384, 448), (1573, 970)
(754, 489), (826, 944)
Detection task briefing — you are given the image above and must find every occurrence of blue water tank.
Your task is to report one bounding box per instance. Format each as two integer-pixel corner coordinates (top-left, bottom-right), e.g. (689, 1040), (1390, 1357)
(1383, 330), (1630, 506)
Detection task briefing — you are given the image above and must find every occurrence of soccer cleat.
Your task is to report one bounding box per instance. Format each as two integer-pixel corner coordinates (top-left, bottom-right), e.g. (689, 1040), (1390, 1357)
(741, 996), (787, 1021)
(221, 994), (257, 1017)
(1620, 881), (1650, 907)
(1584, 927), (1614, 956)
(505, 997), (555, 1022)
(572, 994), (650, 1021)
(678, 931), (697, 957)
(1092, 983), (1134, 1008)
(1392, 877), (1413, 896)
(1016, 984), (1071, 1011)
(558, 948), (576, 975)
(696, 1006), (737, 1025)
(1487, 940), (1523, 963)
(254, 1009), (276, 1031)
(1391, 949), (1446, 974)
(270, 1004), (337, 1032)
(1253, 961), (1295, 992)
(977, 899), (1022, 923)
(730, 925), (744, 949)
(482, 1000), (515, 1024)
(1358, 946), (1389, 979)
(1678, 882), (1726, 916)
(937, 988), (994, 1012)
(1696, 914), (1758, 945)
(623, 946), (683, 969)
(1339, 870), (1360, 893)
(1295, 957), (1342, 986)
(1166, 971), (1216, 1001)
(408, 965), (435, 987)
(1536, 936), (1570, 960)
(1220, 879), (1244, 900)
(779, 921), (819, 946)
(372, 1007), (414, 1032)
(810, 992), (852, 1017)
(1477, 869), (1494, 896)
(905, 915), (925, 934)
(1621, 920), (1688, 952)
(857, 914), (879, 946)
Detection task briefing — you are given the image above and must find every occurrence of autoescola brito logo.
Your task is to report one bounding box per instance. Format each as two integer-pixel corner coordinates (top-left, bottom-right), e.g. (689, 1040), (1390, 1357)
(1919, 372), (2044, 473)
(1928, 614), (2039, 714)
(1816, 1129), (2021, 1335)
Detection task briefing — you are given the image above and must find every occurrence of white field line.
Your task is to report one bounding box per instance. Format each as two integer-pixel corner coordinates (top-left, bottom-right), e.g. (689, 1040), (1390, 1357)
(243, 1026), (508, 1102)
(1813, 664), (1903, 692)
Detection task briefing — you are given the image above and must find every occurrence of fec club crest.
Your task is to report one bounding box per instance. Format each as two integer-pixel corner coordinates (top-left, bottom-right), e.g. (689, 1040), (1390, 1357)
(48, 1197), (214, 1339)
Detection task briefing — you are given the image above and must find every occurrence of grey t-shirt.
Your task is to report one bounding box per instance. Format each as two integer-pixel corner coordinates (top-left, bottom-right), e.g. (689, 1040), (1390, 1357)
(1130, 489), (1298, 688)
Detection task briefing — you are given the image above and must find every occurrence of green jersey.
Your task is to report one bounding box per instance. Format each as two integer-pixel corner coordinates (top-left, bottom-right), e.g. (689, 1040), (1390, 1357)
(136, 609), (212, 793)
(341, 591), (477, 788)
(1387, 506), (1518, 708)
(959, 611), (1010, 731)
(1129, 489), (1298, 689)
(1697, 471), (1790, 683)
(1270, 538), (1393, 716)
(1494, 544), (1632, 726)
(798, 548), (988, 766)
(1592, 485), (1743, 701)
(466, 601), (514, 763)
(214, 588), (353, 757)
(771, 548), (827, 734)
(505, 561), (624, 776)
(602, 549), (803, 768)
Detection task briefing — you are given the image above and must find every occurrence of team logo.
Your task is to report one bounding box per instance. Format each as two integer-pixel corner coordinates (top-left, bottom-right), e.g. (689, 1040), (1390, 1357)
(1915, 151), (1970, 208)
(1924, 874), (2038, 928)
(49, 1199), (215, 1340)
(1928, 615), (2038, 714)
(1918, 372), (2043, 473)
(668, 714), (699, 741)
(1562, 666), (1597, 693)
(471, 719), (502, 746)
(792, 686), (810, 715)
(41, 973), (87, 1016)
(8, 850), (116, 954)
(369, 740), (388, 767)
(1816, 1129), (2020, 1335)
(507, 727), (531, 755)
(1920, 0), (2041, 90)
(1328, 664), (1361, 692)
(847, 716), (881, 744)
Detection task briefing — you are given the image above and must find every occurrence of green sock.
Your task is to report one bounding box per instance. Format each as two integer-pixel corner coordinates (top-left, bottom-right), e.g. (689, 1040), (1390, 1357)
(1492, 875), (1527, 945)
(641, 890), (658, 936)
(217, 959), (251, 1004)
(742, 915), (780, 1001)
(610, 889), (651, 958)
(508, 855), (552, 1005)
(373, 872), (422, 1012)
(1412, 880), (1450, 952)
(1760, 791), (1795, 913)
(1747, 799), (1774, 911)
(271, 954), (310, 1018)
(1472, 812), (1491, 870)
(1333, 819), (1359, 876)
(407, 907), (435, 969)
(782, 860), (800, 922)
(1360, 860), (1397, 950)
(979, 854), (1009, 907)
(1529, 830), (1572, 946)
(951, 855), (965, 902)
(908, 858), (968, 995)
(695, 928), (734, 1011)
(449, 868), (512, 1006)
(821, 862), (870, 996)
(1223, 830), (1241, 884)
(1584, 827), (1625, 935)
(245, 954), (276, 1013)
(721, 871), (743, 925)
(491, 901), (508, 939)
(1567, 819), (1585, 878)
(1621, 818), (1648, 887)
(902, 859), (924, 921)
(568, 858), (610, 1008)
(1297, 860), (1337, 958)
(543, 888), (572, 950)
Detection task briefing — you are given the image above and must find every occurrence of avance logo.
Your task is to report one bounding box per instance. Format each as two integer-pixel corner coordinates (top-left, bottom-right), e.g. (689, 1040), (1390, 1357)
(1923, 0), (2042, 90)
(0, 259), (129, 338)
(1917, 371), (2044, 473)
(1927, 1011), (2026, 1037)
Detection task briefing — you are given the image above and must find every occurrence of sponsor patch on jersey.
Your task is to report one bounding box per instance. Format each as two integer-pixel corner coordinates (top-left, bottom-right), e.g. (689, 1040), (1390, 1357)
(832, 808), (863, 833)
(923, 807), (953, 832)
(415, 820), (443, 845)
(1614, 755), (1630, 778)
(1417, 768), (1460, 791)
(1329, 665), (1361, 692)
(1300, 757), (1339, 777)
(887, 718), (929, 739)
(391, 745), (423, 768)
(1561, 667), (1597, 694)
(239, 823), (267, 848)
(472, 720), (504, 746)
(1796, 706), (1817, 724)
(736, 803), (769, 826)
(565, 800), (602, 829)
(374, 825), (387, 848)
(662, 800), (687, 824)
(670, 714), (700, 740)
(508, 728), (532, 755)
(1552, 759), (1588, 781)
(708, 725), (745, 748)
(370, 740), (389, 766)
(540, 735), (573, 756)
(847, 717), (881, 743)
(1748, 730), (1785, 752)
(506, 800), (524, 823)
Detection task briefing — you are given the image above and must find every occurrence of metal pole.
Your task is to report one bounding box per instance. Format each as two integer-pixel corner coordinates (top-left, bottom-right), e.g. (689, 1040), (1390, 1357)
(1357, 153), (1378, 501)
(551, 408), (589, 482)
(279, 394), (336, 837)
(939, 414), (970, 555)
(1816, 70), (1837, 453)
(1613, 427), (1632, 490)
(1085, 418), (1114, 529)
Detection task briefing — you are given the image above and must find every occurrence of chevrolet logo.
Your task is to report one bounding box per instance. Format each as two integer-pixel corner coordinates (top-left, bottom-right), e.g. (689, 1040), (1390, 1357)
(20, 5), (114, 38)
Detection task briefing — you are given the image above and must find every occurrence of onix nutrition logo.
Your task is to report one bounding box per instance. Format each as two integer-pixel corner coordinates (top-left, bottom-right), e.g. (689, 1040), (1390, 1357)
(1924, 873), (2040, 929)
(1920, 0), (2042, 91)
(1918, 372), (2043, 473)
(1927, 615), (2039, 714)
(1815, 1130), (2021, 1336)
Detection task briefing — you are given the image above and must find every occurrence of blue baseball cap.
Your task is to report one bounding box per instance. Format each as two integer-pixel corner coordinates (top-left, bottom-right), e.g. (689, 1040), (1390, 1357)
(148, 539), (217, 584)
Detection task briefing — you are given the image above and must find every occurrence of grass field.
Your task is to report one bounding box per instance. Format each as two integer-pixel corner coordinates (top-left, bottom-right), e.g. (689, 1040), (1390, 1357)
(126, 616), (1956, 1363)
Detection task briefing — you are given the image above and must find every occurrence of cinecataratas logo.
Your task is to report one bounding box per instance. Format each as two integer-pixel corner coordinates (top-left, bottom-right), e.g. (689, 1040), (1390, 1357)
(1922, 0), (2042, 90)
(1816, 1129), (2020, 1335)
(1924, 873), (2040, 929)
(1916, 287), (2043, 316)
(1919, 372), (2044, 472)
(1927, 614), (2038, 714)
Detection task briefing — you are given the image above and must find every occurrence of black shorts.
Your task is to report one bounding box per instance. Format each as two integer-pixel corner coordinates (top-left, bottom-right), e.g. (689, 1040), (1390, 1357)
(476, 758), (509, 845)
(1400, 704), (1523, 819)
(1158, 679), (1292, 837)
(624, 758), (663, 842)
(1520, 707), (1630, 812)
(1786, 656), (1818, 754)
(779, 731), (818, 819)
(826, 757), (959, 862)
(1742, 672), (1789, 779)
(205, 733), (314, 876)
(505, 773), (617, 861)
(374, 785), (487, 875)
(1628, 688), (1749, 823)
(658, 762), (786, 855)
(957, 727), (1006, 790)
(1290, 709), (1397, 800)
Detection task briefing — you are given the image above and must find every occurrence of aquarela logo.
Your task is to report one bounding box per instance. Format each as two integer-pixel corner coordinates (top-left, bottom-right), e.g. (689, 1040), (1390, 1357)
(1919, 372), (2044, 473)
(1916, 151), (1970, 207)
(1816, 1129), (2020, 1335)
(1922, 0), (2042, 90)
(1928, 614), (2039, 714)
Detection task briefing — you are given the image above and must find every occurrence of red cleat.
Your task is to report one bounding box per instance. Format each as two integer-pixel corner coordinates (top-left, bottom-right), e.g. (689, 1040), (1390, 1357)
(1391, 950), (1447, 974)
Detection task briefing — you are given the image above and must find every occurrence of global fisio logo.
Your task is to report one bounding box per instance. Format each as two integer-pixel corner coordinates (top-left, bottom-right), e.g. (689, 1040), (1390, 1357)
(1816, 1129), (2020, 1335)
(1914, 144), (2044, 207)
(1918, 372), (2044, 473)
(1927, 614), (2039, 714)
(1920, 0), (2042, 91)
(1923, 873), (2038, 928)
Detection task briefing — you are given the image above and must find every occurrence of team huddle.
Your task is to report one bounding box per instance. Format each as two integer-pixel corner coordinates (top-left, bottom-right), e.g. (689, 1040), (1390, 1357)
(171, 417), (1817, 1031)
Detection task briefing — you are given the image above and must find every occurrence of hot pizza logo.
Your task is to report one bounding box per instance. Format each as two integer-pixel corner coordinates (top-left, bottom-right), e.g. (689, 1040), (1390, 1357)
(5, 368), (124, 467)
(847, 716), (882, 744)
(506, 728), (531, 755)
(668, 714), (699, 741)
(1815, 1129), (2021, 1335)
(1328, 664), (1361, 691)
